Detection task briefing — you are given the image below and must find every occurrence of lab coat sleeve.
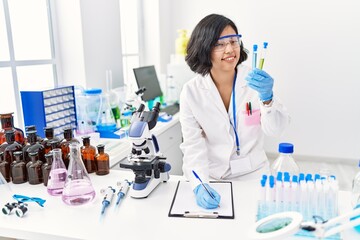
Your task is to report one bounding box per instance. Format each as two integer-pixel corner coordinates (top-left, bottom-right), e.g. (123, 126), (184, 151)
(179, 85), (210, 190)
(259, 95), (291, 137)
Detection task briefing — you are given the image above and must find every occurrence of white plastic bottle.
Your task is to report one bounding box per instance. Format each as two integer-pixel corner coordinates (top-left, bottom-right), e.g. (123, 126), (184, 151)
(270, 143), (299, 177)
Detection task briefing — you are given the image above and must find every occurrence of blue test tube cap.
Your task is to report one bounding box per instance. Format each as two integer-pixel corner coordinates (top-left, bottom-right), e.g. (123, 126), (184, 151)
(314, 174), (320, 181)
(306, 173), (313, 182)
(283, 172), (290, 178)
(292, 175), (298, 183)
(284, 174), (290, 182)
(262, 174), (268, 180)
(253, 44), (258, 51)
(261, 179), (266, 187)
(299, 173), (305, 181)
(276, 172), (283, 181)
(263, 42), (268, 49)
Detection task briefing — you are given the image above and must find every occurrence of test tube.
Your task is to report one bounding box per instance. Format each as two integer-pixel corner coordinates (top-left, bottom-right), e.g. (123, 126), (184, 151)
(258, 42), (268, 70)
(252, 44), (258, 69)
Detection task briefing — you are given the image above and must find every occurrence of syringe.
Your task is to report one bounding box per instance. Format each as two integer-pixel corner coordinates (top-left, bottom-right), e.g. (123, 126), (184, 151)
(115, 180), (131, 206)
(258, 42), (268, 70)
(101, 186), (115, 215)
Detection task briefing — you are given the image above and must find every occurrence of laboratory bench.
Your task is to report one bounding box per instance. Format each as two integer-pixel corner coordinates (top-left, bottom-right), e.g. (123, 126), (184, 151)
(0, 170), (359, 240)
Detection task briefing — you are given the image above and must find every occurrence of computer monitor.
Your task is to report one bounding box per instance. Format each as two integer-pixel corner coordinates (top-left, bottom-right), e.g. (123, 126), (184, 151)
(133, 65), (163, 102)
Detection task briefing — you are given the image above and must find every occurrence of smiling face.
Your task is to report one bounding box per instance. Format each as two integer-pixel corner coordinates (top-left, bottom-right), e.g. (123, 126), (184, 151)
(210, 25), (241, 75)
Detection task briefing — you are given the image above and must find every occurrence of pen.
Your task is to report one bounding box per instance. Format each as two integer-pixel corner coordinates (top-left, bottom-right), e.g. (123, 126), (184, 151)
(192, 170), (220, 207)
(249, 102), (252, 115)
(246, 102), (249, 116)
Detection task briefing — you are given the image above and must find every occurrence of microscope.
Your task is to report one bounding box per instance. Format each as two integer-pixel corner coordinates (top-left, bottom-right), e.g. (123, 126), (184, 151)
(119, 102), (171, 198)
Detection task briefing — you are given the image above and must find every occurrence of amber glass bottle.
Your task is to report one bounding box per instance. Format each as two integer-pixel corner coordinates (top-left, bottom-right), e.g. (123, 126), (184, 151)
(23, 130), (45, 165)
(25, 125), (43, 143)
(4, 130), (22, 165)
(27, 152), (43, 185)
(60, 127), (80, 169)
(42, 153), (53, 186)
(0, 151), (10, 182)
(0, 113), (24, 145)
(80, 136), (96, 173)
(11, 151), (27, 184)
(42, 127), (60, 154)
(95, 144), (109, 175)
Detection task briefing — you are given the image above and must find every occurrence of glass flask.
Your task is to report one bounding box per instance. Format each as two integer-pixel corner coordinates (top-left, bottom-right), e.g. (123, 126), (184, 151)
(62, 142), (96, 205)
(27, 152), (43, 185)
(270, 143), (299, 177)
(0, 151), (10, 182)
(60, 127), (80, 169)
(96, 93), (116, 133)
(47, 148), (67, 196)
(80, 136), (96, 173)
(0, 112), (25, 145)
(42, 152), (53, 186)
(95, 144), (109, 175)
(11, 151), (27, 184)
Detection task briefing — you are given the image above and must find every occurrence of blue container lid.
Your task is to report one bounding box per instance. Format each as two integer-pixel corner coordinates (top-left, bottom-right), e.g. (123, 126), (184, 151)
(279, 143), (294, 153)
(84, 88), (102, 95)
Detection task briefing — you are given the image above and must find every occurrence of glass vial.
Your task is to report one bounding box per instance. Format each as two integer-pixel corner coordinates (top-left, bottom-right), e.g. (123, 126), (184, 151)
(270, 143), (299, 177)
(95, 144), (109, 175)
(11, 151), (27, 184)
(42, 153), (53, 186)
(62, 142), (96, 205)
(47, 148), (67, 196)
(27, 152), (43, 185)
(80, 136), (96, 173)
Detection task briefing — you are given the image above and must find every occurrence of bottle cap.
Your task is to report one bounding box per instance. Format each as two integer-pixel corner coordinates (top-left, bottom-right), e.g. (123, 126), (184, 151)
(278, 143), (294, 153)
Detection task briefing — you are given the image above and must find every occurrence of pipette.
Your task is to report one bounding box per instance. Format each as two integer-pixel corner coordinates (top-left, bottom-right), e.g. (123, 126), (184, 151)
(115, 180), (131, 207)
(100, 186), (115, 215)
(258, 42), (268, 70)
(252, 44), (258, 69)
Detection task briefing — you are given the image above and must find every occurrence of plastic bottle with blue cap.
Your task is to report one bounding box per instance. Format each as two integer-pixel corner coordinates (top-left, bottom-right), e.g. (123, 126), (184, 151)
(270, 143), (299, 177)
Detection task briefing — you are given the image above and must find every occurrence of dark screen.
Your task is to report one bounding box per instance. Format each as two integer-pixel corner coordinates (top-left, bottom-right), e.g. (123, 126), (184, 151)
(133, 66), (163, 101)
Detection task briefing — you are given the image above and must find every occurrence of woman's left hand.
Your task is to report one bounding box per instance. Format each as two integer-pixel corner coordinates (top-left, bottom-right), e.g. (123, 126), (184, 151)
(245, 68), (274, 101)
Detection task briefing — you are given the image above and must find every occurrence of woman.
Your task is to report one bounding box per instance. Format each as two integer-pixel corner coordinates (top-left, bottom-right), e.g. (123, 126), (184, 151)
(180, 14), (290, 209)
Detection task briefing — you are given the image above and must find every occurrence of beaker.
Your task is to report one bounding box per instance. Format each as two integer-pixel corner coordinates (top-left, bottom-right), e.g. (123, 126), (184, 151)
(62, 142), (95, 205)
(83, 88), (102, 131)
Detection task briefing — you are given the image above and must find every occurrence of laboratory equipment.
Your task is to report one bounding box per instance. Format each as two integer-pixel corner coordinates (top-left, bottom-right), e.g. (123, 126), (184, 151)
(0, 152), (10, 182)
(249, 208), (360, 240)
(105, 70), (121, 128)
(0, 112), (24, 145)
(258, 42), (268, 70)
(47, 148), (67, 196)
(42, 127), (60, 154)
(100, 186), (115, 215)
(95, 144), (109, 175)
(11, 151), (27, 184)
(119, 102), (171, 198)
(24, 130), (45, 164)
(25, 125), (43, 143)
(42, 152), (53, 186)
(96, 91), (117, 134)
(60, 126), (80, 168)
(115, 180), (130, 206)
(270, 143), (299, 177)
(21, 86), (77, 138)
(62, 142), (96, 205)
(80, 136), (96, 174)
(3, 130), (22, 164)
(27, 152), (43, 185)
(252, 44), (258, 69)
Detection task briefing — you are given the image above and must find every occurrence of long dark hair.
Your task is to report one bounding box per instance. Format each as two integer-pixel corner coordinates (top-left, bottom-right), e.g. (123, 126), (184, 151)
(185, 14), (248, 76)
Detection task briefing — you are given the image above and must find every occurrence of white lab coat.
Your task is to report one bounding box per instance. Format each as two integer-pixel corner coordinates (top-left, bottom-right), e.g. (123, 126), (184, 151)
(179, 64), (290, 189)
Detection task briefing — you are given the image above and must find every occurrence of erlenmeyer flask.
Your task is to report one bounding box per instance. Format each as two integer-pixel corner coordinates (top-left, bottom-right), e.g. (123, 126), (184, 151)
(62, 142), (95, 205)
(47, 149), (67, 195)
(96, 93), (117, 132)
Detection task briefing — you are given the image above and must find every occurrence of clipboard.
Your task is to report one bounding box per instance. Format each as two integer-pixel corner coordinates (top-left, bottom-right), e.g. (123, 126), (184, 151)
(168, 181), (234, 219)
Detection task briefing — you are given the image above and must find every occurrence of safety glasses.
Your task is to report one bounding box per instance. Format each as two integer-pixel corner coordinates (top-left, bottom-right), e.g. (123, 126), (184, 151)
(213, 34), (242, 52)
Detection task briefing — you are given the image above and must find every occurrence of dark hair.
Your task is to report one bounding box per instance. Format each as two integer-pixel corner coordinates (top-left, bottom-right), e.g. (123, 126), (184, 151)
(185, 14), (248, 76)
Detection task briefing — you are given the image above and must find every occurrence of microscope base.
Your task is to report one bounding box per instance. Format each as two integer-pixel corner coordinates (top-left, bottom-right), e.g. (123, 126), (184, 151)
(130, 172), (169, 199)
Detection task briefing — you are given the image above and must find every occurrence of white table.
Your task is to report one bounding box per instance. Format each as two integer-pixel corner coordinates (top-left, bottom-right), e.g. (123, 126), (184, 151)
(0, 170), (359, 240)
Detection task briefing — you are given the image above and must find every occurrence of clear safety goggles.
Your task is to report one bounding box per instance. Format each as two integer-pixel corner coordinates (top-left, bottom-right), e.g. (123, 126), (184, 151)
(213, 34), (242, 52)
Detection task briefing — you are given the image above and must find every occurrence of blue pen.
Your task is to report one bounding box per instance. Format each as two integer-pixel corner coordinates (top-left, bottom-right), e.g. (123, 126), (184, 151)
(192, 170), (220, 207)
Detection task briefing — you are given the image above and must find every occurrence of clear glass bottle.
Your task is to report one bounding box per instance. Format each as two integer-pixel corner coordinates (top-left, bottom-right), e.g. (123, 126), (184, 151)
(27, 152), (43, 185)
(0, 151), (10, 182)
(11, 151), (27, 184)
(60, 127), (80, 169)
(351, 160), (360, 232)
(42, 127), (60, 154)
(270, 143), (299, 177)
(47, 148), (67, 196)
(42, 152), (53, 186)
(24, 130), (45, 164)
(95, 144), (109, 175)
(0, 113), (25, 145)
(80, 136), (96, 173)
(62, 142), (96, 205)
(4, 130), (22, 165)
